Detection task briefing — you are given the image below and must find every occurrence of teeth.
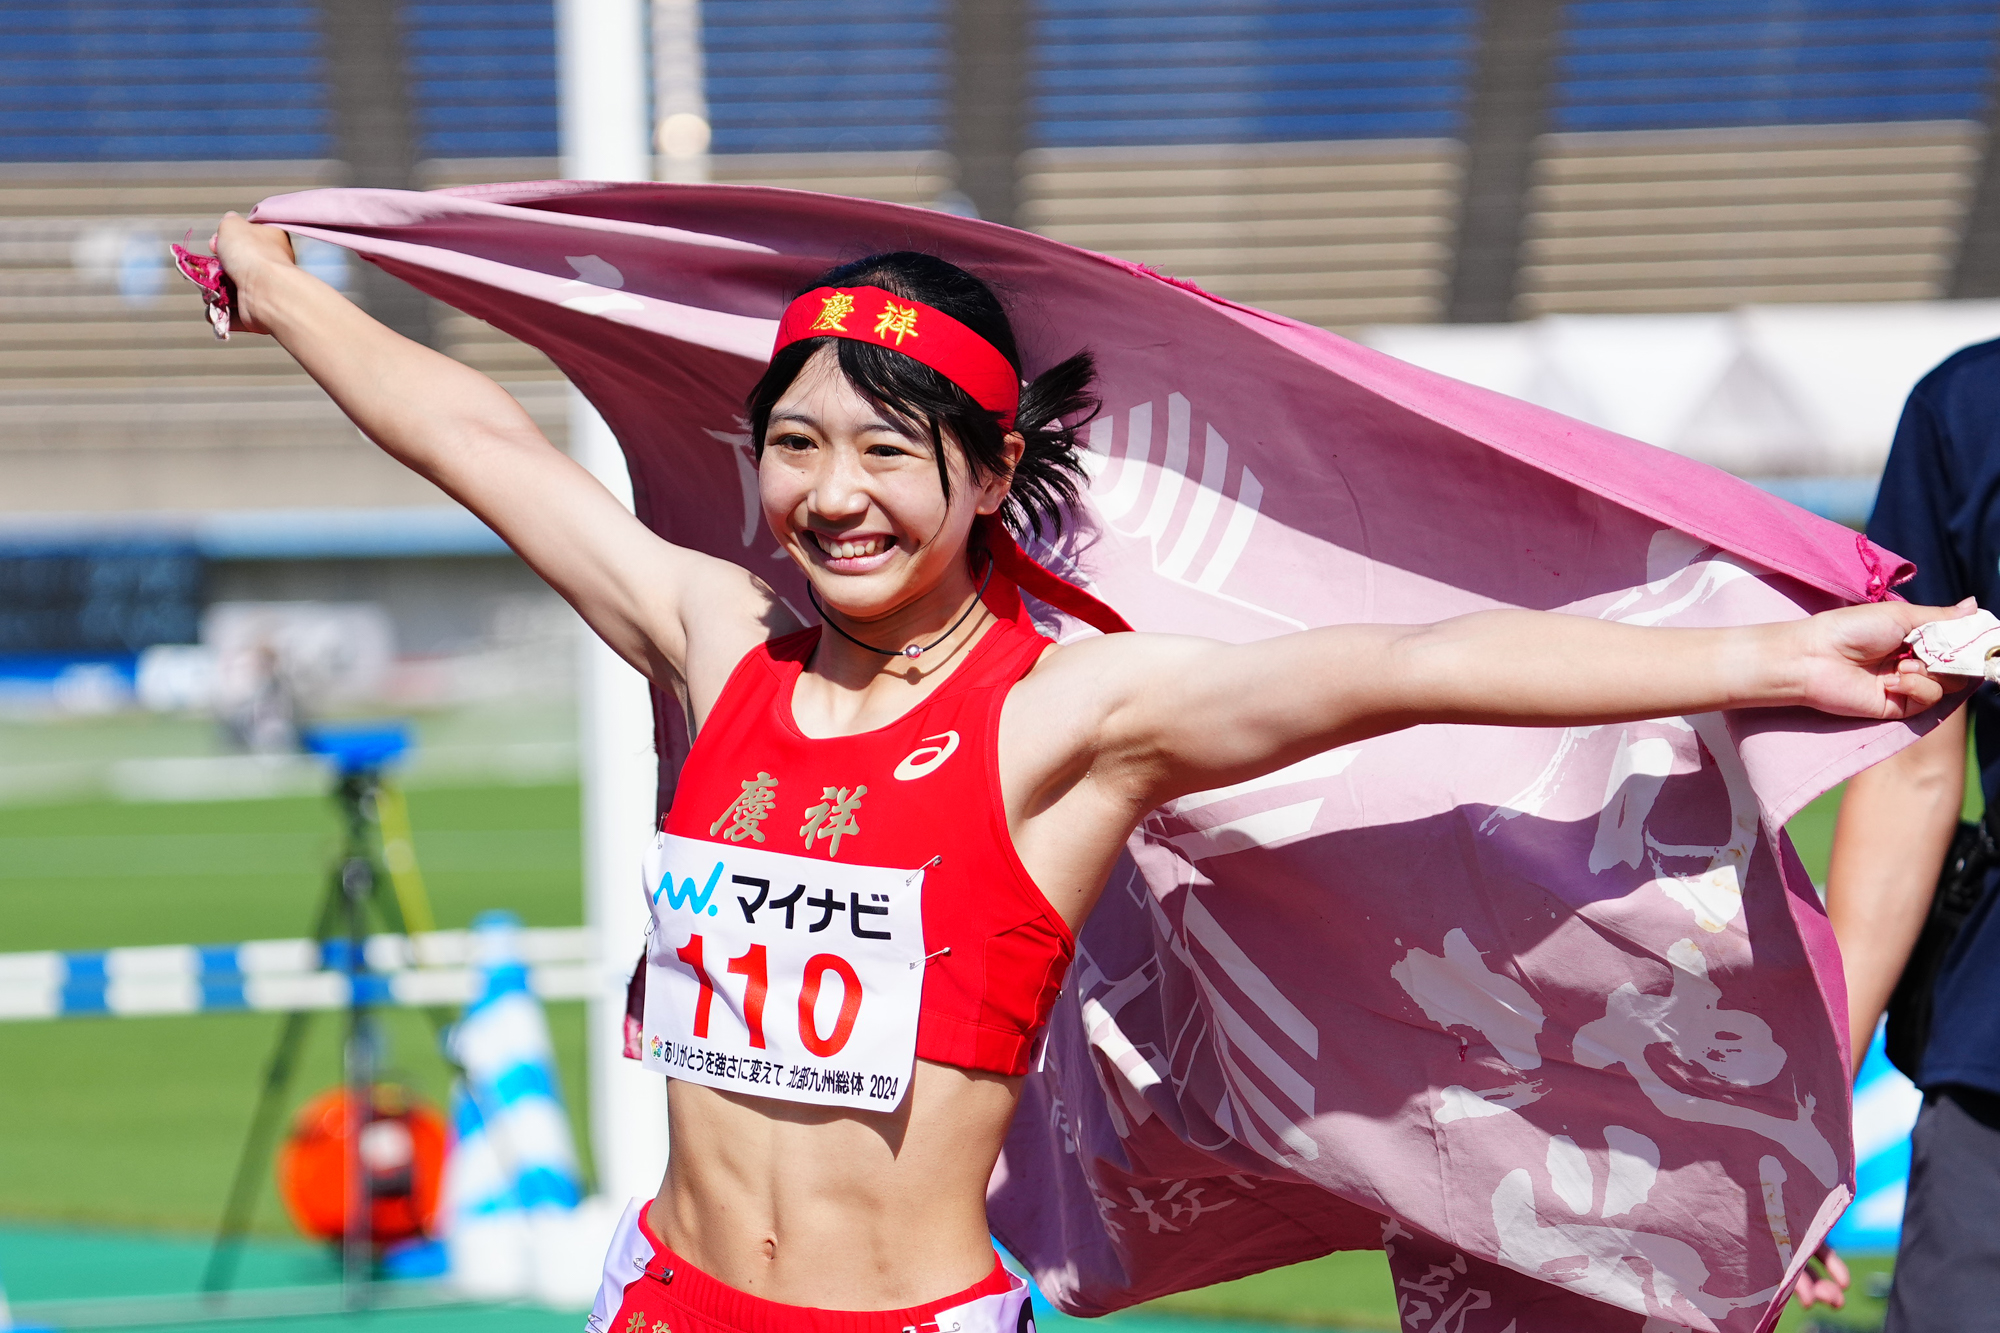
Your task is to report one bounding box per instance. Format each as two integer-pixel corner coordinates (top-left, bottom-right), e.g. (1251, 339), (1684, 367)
(819, 535), (888, 560)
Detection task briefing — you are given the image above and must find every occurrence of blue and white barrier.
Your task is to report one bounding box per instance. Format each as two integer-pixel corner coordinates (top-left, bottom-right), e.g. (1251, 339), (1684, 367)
(1829, 1023), (1923, 1252)
(442, 912), (603, 1304)
(0, 927), (596, 1021)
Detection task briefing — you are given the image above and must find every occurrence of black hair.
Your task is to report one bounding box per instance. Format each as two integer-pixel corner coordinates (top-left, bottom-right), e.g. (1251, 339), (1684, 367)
(746, 251), (1098, 540)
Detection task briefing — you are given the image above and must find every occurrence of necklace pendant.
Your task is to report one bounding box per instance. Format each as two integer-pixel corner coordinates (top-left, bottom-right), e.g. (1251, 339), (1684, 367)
(902, 645), (924, 659)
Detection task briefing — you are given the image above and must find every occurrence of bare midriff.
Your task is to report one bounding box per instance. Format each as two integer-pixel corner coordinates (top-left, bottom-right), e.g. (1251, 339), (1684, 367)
(650, 1056), (1024, 1310)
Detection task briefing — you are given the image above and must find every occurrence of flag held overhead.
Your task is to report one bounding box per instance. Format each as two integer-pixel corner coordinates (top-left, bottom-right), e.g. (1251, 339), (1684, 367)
(251, 178), (1937, 1333)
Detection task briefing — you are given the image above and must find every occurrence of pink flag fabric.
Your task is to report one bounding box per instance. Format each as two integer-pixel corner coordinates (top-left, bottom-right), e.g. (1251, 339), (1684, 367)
(253, 180), (1932, 1333)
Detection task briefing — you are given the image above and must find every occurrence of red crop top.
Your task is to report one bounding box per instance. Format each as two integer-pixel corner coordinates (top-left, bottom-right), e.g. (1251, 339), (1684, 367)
(645, 578), (1077, 1077)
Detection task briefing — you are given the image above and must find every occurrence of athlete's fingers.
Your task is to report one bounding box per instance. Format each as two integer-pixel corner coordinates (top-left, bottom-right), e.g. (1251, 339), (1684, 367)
(1885, 662), (1946, 711)
(211, 213), (301, 337)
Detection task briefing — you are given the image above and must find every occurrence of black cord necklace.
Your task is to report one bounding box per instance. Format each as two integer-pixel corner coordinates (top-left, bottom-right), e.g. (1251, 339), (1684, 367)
(808, 558), (994, 660)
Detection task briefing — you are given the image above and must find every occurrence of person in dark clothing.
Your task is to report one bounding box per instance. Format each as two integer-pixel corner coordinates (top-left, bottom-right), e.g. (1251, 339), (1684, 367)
(1825, 336), (2000, 1331)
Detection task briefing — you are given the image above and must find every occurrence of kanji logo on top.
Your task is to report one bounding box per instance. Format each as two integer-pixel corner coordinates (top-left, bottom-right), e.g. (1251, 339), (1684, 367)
(810, 291), (854, 332)
(874, 300), (920, 345)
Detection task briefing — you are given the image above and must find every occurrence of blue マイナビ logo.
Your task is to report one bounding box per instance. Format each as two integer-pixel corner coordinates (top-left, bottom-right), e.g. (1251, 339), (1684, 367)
(654, 860), (723, 916)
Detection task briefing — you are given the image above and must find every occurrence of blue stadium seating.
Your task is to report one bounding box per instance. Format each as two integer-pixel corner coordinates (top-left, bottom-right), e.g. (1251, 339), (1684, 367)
(405, 0), (556, 157)
(0, 0), (561, 162)
(1031, 2), (1474, 146)
(0, 3), (333, 160)
(704, 1), (948, 155)
(0, 2), (1994, 161)
(1556, 2), (2000, 133)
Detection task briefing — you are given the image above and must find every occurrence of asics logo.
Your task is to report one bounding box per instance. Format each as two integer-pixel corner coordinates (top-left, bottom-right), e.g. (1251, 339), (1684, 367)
(893, 731), (959, 780)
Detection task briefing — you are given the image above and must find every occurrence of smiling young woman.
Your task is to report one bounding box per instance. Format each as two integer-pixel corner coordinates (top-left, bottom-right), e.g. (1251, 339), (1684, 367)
(209, 214), (1960, 1333)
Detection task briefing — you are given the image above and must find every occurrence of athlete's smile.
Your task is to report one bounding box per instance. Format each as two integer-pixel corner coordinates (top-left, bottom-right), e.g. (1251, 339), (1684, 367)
(805, 529), (900, 574)
(809, 532), (893, 560)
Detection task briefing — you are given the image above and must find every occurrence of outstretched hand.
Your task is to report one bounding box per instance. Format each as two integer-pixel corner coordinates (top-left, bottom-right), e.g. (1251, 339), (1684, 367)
(1791, 597), (1976, 719)
(206, 212), (299, 336)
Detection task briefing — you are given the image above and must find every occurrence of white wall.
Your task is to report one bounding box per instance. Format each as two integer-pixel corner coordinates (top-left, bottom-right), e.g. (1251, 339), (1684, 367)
(1363, 300), (2000, 478)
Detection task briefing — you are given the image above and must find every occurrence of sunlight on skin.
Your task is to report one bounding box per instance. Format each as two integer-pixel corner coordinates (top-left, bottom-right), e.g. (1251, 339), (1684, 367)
(760, 349), (1021, 653)
(203, 211), (1971, 1320)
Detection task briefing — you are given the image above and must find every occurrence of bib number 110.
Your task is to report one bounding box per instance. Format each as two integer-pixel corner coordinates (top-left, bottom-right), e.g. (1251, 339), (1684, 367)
(675, 934), (864, 1057)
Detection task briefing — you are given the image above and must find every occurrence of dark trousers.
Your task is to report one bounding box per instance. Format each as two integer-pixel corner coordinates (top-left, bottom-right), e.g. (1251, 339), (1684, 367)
(1886, 1085), (2000, 1331)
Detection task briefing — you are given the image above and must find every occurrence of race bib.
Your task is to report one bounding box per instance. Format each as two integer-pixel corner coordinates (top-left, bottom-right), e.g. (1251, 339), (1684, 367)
(639, 833), (926, 1111)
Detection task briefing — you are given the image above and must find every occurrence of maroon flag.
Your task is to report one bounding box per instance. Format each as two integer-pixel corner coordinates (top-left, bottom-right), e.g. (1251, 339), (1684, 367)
(253, 179), (1931, 1332)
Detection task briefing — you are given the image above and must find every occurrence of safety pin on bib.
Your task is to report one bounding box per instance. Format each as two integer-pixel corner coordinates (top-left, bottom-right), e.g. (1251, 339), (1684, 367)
(909, 856), (947, 970)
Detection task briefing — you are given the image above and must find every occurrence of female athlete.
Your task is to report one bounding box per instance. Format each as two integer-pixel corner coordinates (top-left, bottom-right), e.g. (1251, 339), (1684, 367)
(211, 215), (1952, 1333)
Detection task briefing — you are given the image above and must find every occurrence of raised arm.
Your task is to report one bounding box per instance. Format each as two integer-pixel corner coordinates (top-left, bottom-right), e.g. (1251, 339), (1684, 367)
(211, 215), (790, 701)
(1038, 598), (1961, 811)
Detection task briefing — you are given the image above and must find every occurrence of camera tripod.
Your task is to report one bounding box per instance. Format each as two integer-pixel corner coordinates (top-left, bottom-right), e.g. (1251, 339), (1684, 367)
(202, 726), (445, 1305)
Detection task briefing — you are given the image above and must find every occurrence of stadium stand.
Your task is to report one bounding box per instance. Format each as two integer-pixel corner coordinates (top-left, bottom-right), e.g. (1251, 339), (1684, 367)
(1017, 139), (1464, 326)
(1521, 121), (1982, 315)
(703, 0), (948, 154)
(0, 156), (568, 513)
(1018, 2), (1474, 326)
(1522, 2), (2000, 314)
(2, 0), (1999, 584)
(0, 2), (977, 519)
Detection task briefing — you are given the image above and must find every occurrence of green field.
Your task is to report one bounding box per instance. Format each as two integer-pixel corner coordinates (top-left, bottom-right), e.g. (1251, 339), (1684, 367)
(0, 783), (598, 1233)
(0, 731), (1895, 1332)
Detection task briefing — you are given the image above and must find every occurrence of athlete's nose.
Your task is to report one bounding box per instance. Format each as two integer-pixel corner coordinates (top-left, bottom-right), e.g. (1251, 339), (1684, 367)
(807, 443), (873, 525)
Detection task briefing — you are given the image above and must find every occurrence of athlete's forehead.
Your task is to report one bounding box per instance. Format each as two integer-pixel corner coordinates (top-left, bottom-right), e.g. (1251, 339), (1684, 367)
(764, 350), (932, 447)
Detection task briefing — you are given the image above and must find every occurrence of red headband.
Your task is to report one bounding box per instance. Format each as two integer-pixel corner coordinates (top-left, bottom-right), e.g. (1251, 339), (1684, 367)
(773, 286), (1021, 430)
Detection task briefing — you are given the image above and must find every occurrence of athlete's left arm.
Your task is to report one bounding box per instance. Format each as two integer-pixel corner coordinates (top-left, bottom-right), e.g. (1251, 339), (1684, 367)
(1041, 598), (1967, 812)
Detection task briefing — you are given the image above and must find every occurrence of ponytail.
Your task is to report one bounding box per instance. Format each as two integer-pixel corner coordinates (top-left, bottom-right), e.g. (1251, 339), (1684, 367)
(1003, 350), (1098, 540)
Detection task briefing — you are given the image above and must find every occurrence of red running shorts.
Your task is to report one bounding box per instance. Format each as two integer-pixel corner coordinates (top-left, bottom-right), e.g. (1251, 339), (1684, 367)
(587, 1200), (1033, 1333)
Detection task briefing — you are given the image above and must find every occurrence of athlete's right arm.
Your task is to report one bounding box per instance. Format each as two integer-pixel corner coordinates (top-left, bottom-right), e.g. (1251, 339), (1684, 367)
(214, 214), (791, 697)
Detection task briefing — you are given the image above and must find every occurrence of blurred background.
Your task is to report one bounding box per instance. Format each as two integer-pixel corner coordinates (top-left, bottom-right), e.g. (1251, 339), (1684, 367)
(4, 3), (1995, 1332)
